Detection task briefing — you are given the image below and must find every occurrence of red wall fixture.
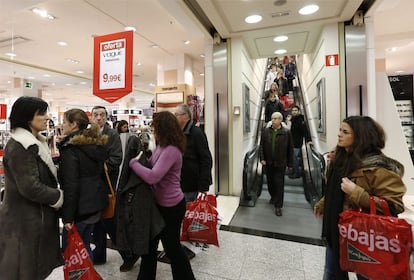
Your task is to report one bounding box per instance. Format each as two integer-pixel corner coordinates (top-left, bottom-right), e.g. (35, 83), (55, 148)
(0, 104), (6, 119)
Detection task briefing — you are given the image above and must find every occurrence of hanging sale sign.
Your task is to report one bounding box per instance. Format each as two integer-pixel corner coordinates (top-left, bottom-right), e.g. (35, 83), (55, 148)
(93, 31), (133, 103)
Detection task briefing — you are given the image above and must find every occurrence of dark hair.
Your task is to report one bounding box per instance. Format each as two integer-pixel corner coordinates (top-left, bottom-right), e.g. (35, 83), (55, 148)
(331, 115), (385, 175)
(9, 96), (48, 131)
(152, 111), (185, 152)
(91, 105), (108, 117)
(117, 120), (129, 133)
(64, 108), (108, 145)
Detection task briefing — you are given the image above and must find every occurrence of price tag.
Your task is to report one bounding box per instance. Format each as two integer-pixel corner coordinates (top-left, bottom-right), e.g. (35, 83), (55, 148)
(99, 39), (126, 90)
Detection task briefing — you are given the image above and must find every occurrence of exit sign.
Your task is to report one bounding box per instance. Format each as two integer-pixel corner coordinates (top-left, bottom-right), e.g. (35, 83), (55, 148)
(325, 54), (339, 67)
(25, 82), (33, 89)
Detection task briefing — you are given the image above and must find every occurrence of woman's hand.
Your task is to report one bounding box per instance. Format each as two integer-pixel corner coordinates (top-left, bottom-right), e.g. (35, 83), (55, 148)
(64, 223), (73, 231)
(341, 177), (356, 194)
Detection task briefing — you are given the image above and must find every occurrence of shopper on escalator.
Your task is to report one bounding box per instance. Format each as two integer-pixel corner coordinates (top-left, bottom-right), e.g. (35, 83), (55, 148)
(286, 106), (311, 179)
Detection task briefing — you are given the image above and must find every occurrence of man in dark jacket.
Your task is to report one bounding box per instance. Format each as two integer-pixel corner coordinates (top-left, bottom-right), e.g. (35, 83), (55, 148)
(90, 106), (138, 271)
(287, 106), (311, 178)
(260, 111), (293, 217)
(264, 93), (285, 123)
(175, 104), (213, 202)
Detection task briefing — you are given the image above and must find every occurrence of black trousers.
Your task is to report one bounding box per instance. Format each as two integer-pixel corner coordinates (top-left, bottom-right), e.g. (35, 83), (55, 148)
(137, 198), (195, 280)
(265, 165), (286, 208)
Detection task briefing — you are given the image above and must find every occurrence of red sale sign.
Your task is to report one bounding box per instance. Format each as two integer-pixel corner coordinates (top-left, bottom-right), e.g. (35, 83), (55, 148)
(93, 31), (133, 103)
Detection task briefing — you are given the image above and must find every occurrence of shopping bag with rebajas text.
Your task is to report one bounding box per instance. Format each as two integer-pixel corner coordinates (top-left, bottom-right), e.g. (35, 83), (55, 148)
(181, 194), (219, 247)
(63, 225), (103, 280)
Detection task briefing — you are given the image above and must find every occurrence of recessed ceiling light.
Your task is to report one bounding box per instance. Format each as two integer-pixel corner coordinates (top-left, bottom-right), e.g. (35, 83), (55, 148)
(80, 81), (87, 85)
(43, 74), (51, 77)
(200, 73), (205, 76)
(395, 70), (405, 73)
(386, 47), (397, 52)
(273, 35), (288, 42)
(31, 8), (56, 20)
(299, 4), (319, 15)
(5, 52), (16, 58)
(65, 83), (72, 86)
(184, 40), (191, 45)
(200, 54), (205, 58)
(27, 76), (35, 80)
(274, 49), (287, 54)
(57, 41), (67, 46)
(136, 62), (142, 66)
(245, 15), (262, 24)
(124, 26), (136, 32)
(149, 83), (156, 87)
(151, 44), (159, 48)
(76, 70), (84, 74)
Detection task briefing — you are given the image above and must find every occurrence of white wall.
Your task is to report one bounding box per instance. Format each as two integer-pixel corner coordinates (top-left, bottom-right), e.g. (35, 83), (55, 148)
(229, 37), (267, 195)
(299, 23), (342, 154)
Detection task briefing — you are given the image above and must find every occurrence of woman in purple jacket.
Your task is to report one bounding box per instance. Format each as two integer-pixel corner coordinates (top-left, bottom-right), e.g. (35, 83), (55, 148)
(129, 111), (195, 280)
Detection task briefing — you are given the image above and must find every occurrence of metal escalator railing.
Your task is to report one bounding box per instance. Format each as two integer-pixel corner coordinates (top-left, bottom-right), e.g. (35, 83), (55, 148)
(301, 142), (325, 207)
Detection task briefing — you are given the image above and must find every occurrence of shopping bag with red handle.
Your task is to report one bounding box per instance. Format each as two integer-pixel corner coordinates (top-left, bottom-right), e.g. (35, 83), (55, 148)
(63, 225), (103, 280)
(181, 193), (219, 247)
(338, 196), (412, 280)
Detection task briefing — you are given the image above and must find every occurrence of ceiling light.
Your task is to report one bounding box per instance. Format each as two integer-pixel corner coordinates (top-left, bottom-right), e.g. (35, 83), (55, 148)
(31, 8), (56, 20)
(200, 54), (205, 58)
(149, 83), (156, 87)
(5, 52), (16, 58)
(136, 62), (142, 66)
(299, 4), (319, 15)
(124, 26), (136, 32)
(27, 77), (35, 80)
(57, 41), (68, 46)
(395, 70), (405, 73)
(245, 15), (262, 24)
(274, 35), (288, 42)
(184, 40), (191, 45)
(80, 81), (87, 85)
(66, 58), (80, 64)
(43, 74), (51, 77)
(65, 83), (72, 86)
(76, 70), (84, 74)
(274, 49), (287, 55)
(151, 44), (159, 48)
(386, 47), (397, 52)
(200, 73), (205, 76)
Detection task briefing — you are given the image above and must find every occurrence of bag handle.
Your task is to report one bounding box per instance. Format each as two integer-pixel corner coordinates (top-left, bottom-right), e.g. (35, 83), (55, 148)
(104, 162), (115, 197)
(369, 196), (391, 216)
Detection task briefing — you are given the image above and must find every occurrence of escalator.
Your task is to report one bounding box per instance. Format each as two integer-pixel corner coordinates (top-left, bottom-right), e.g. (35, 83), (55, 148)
(240, 58), (326, 207)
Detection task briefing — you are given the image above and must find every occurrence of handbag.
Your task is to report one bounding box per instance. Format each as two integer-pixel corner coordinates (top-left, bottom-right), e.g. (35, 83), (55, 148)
(101, 162), (116, 219)
(338, 196), (412, 279)
(180, 193), (219, 247)
(63, 225), (103, 280)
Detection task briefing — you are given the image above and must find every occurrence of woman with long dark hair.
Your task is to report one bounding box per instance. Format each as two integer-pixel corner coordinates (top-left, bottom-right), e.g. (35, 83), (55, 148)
(314, 116), (406, 280)
(129, 111), (195, 280)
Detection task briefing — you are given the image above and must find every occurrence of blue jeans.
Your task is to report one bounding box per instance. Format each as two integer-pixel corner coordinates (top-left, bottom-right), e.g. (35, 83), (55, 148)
(62, 222), (95, 261)
(292, 147), (302, 176)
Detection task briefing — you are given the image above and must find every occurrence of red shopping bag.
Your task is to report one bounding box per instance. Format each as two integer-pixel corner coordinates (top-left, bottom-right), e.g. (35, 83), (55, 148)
(181, 194), (219, 247)
(63, 225), (103, 280)
(338, 197), (412, 280)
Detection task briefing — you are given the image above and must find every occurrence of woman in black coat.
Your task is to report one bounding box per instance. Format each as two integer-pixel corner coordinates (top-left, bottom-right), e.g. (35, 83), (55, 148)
(58, 108), (108, 260)
(0, 96), (64, 280)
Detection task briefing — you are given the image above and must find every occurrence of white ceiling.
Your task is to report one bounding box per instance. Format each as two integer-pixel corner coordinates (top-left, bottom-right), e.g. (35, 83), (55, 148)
(0, 0), (412, 108)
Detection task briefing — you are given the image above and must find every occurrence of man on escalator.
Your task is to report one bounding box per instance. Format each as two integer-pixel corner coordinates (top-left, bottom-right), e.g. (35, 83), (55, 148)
(286, 106), (311, 179)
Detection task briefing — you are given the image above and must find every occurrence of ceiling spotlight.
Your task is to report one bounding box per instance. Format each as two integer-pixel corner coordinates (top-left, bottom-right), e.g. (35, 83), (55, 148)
(299, 4), (319, 15)
(151, 44), (159, 48)
(76, 70), (84, 74)
(386, 47), (397, 52)
(136, 62), (142, 66)
(200, 54), (205, 58)
(31, 8), (56, 20)
(274, 49), (287, 55)
(124, 26), (136, 32)
(245, 15), (262, 24)
(395, 70), (405, 73)
(184, 40), (191, 45)
(57, 41), (68, 46)
(274, 35), (288, 42)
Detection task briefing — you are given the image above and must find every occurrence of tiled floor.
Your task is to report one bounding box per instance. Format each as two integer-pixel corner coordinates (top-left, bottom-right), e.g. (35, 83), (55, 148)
(45, 195), (358, 279)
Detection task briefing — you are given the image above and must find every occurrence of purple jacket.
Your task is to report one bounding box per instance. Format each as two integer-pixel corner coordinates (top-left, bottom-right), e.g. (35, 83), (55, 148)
(129, 145), (184, 207)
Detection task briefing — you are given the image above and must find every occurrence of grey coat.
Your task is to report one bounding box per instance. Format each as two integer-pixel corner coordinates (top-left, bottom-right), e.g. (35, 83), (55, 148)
(0, 129), (63, 280)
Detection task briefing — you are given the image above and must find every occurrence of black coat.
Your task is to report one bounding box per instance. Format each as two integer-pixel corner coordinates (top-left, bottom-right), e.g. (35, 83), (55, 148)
(260, 125), (293, 168)
(181, 120), (213, 193)
(58, 131), (108, 223)
(0, 129), (63, 279)
(264, 100), (285, 122)
(290, 114), (311, 148)
(102, 124), (122, 191)
(116, 135), (165, 255)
